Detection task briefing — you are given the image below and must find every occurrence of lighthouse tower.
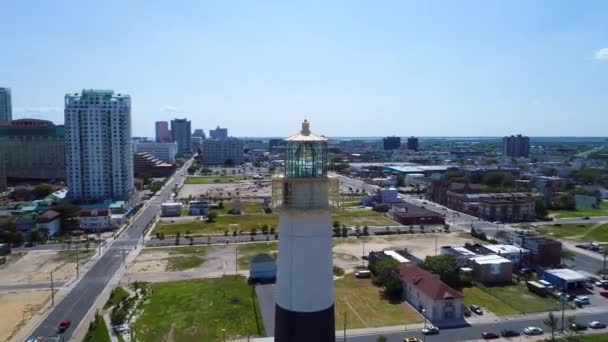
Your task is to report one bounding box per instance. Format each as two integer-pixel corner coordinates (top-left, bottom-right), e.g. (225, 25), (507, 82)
(273, 120), (338, 342)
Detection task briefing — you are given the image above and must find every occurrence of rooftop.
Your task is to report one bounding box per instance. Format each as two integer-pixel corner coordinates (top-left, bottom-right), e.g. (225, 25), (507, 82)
(471, 254), (511, 265)
(398, 264), (463, 300)
(285, 120), (327, 142)
(545, 268), (588, 282)
(385, 165), (455, 174)
(484, 244), (528, 255)
(384, 250), (410, 263)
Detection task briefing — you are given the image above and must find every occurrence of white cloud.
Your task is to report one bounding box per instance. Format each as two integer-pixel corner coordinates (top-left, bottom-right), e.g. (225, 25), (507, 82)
(594, 48), (608, 60)
(160, 105), (179, 113)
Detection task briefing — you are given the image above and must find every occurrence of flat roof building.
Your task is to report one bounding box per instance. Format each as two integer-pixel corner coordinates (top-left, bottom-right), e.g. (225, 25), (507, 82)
(539, 268), (588, 290)
(0, 119), (65, 180)
(201, 138), (243, 165)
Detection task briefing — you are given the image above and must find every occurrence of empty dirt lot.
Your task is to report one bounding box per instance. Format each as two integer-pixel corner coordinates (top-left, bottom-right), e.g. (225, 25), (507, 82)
(126, 232), (475, 283)
(0, 290), (53, 341)
(0, 250), (88, 285)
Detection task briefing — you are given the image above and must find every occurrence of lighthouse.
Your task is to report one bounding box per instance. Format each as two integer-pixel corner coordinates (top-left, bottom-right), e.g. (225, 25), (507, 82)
(273, 120), (338, 342)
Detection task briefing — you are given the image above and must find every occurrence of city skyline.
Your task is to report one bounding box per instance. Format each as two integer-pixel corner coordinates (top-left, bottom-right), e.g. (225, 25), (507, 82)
(2, 1), (608, 137)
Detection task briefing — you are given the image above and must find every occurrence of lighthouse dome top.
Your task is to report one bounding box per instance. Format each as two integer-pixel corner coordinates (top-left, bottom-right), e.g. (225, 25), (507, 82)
(286, 120), (328, 142)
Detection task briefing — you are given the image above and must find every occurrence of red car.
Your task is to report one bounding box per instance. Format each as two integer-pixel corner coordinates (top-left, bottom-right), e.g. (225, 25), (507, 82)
(600, 291), (608, 298)
(57, 320), (71, 333)
(482, 332), (499, 339)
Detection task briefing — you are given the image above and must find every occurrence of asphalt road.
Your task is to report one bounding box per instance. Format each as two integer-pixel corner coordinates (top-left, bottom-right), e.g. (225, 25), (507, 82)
(347, 312), (608, 342)
(27, 161), (191, 340)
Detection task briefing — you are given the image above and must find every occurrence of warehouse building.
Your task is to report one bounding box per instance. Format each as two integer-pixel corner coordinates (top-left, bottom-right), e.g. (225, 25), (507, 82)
(538, 268), (588, 290)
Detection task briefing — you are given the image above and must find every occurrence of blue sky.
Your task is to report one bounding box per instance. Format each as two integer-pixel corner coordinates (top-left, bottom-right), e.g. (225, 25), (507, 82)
(1, 0), (607, 137)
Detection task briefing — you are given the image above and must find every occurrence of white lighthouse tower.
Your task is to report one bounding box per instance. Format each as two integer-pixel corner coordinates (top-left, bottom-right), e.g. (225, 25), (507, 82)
(273, 120), (339, 342)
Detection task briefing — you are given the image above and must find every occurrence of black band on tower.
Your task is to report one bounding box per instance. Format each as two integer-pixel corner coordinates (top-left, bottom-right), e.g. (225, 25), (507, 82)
(274, 304), (336, 342)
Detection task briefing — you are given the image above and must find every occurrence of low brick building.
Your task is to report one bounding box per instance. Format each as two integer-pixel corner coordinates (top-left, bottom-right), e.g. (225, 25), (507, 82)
(390, 202), (445, 226)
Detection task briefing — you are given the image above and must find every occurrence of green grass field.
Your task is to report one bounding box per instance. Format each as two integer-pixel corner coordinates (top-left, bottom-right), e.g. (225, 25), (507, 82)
(332, 210), (397, 226)
(185, 176), (245, 184)
(155, 214), (279, 235)
(480, 283), (560, 314)
(537, 223), (595, 239)
(155, 210), (398, 236)
(83, 314), (111, 342)
(133, 277), (264, 342)
(104, 287), (130, 309)
(550, 201), (608, 218)
(144, 246), (208, 271)
(334, 274), (422, 329)
(237, 242), (278, 268)
(212, 201), (264, 215)
(570, 333), (608, 341)
(583, 223), (608, 242)
(462, 287), (518, 316)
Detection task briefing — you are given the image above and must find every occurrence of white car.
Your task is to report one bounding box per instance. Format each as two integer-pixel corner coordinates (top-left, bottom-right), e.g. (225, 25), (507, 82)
(574, 296), (590, 305)
(589, 321), (607, 329)
(523, 326), (543, 335)
(421, 326), (439, 335)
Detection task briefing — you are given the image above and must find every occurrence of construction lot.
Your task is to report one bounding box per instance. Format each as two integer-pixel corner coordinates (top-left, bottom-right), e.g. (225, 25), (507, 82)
(0, 290), (54, 341)
(177, 178), (272, 200)
(0, 249), (92, 285)
(128, 232), (474, 283)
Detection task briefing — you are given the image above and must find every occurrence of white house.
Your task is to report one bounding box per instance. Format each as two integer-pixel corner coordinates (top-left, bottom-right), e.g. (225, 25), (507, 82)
(35, 210), (61, 236)
(79, 208), (111, 231)
(398, 264), (465, 322)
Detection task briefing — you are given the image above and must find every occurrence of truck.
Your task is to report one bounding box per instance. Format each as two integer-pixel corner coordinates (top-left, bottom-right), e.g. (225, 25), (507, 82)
(527, 281), (549, 296)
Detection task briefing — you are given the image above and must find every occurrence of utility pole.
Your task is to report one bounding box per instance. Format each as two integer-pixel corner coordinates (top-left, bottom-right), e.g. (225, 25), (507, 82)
(235, 246), (238, 278)
(50, 272), (54, 306)
(343, 311), (346, 341)
(76, 243), (80, 278)
(361, 239), (365, 267)
(561, 285), (566, 331)
(435, 235), (438, 256)
(122, 249), (126, 268)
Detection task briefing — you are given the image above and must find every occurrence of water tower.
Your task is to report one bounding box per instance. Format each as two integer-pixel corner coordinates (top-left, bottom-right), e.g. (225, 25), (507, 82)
(272, 120), (339, 342)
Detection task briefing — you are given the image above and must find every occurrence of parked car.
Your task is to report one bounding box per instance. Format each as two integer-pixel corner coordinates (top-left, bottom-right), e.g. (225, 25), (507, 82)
(569, 323), (588, 332)
(464, 307), (472, 317)
(470, 304), (483, 315)
(574, 296), (590, 305)
(57, 320), (71, 333)
(583, 216), (590, 220)
(588, 321), (607, 329)
(355, 270), (371, 278)
(403, 338), (422, 342)
(481, 332), (499, 339)
(501, 329), (520, 337)
(421, 326), (439, 335)
(523, 326), (543, 335)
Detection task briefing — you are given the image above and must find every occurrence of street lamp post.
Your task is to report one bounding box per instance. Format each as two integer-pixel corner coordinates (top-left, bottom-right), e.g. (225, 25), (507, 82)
(422, 308), (427, 342)
(222, 328), (226, 342)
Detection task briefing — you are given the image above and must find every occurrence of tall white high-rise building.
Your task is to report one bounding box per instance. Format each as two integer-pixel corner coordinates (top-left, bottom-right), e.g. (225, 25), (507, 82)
(0, 87), (12, 122)
(65, 89), (133, 201)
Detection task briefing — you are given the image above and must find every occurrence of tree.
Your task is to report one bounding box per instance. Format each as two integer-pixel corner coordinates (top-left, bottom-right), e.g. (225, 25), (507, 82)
(52, 203), (80, 233)
(395, 174), (405, 187)
(33, 184), (54, 198)
(376, 336), (387, 342)
(535, 198), (548, 218)
(333, 220), (341, 229)
(207, 212), (218, 223)
(543, 312), (558, 341)
(110, 307), (127, 326)
(422, 255), (459, 287)
(373, 258), (402, 298)
(27, 229), (42, 244)
(363, 226), (369, 236)
(341, 227), (348, 238)
(563, 316), (581, 341)
(495, 230), (509, 241)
